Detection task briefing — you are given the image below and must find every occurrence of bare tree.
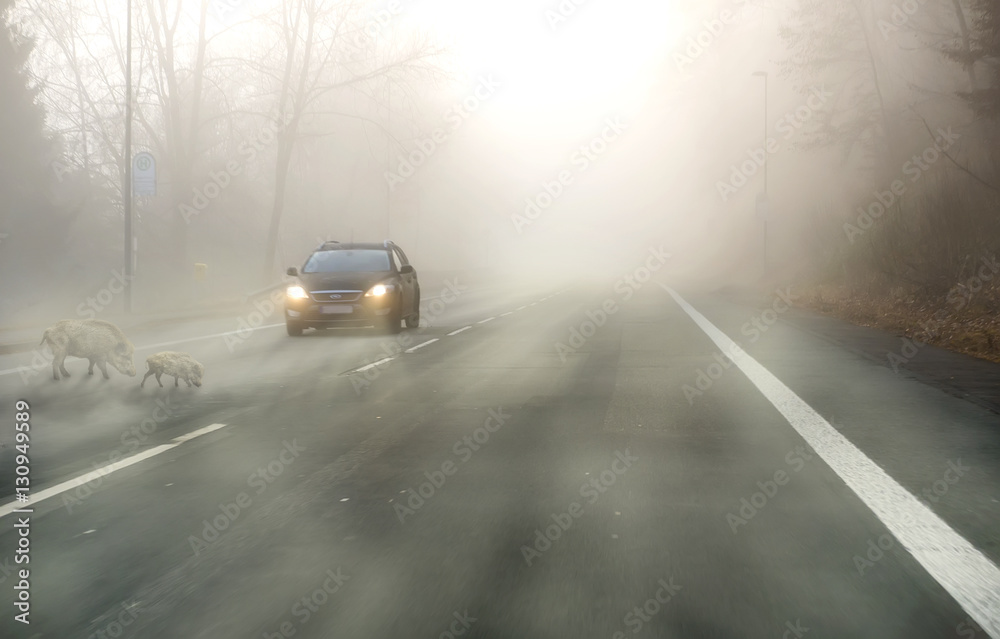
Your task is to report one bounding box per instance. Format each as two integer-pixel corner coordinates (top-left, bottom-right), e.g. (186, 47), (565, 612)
(22, 0), (447, 291)
(779, 0), (900, 173)
(256, 0), (443, 283)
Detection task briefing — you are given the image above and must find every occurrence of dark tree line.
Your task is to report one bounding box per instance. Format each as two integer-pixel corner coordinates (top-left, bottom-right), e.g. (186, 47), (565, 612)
(779, 0), (1000, 295)
(0, 0), (446, 320)
(0, 0), (121, 321)
(0, 0), (52, 235)
(956, 0), (1000, 117)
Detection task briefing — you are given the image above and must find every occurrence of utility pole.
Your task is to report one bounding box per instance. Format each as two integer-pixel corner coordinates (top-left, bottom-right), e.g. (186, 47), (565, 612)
(123, 0), (134, 313)
(386, 82), (391, 240)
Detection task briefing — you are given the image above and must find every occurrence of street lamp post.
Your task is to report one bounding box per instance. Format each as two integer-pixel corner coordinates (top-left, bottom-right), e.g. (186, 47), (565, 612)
(123, 0), (133, 313)
(386, 82), (391, 239)
(752, 70), (768, 274)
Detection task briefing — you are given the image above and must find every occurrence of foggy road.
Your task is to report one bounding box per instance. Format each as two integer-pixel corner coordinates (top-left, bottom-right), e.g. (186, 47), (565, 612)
(5, 0), (1000, 635)
(2, 279), (999, 639)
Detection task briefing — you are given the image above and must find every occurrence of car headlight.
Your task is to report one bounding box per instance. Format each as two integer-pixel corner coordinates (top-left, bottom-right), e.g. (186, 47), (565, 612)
(286, 285), (309, 299)
(364, 283), (395, 297)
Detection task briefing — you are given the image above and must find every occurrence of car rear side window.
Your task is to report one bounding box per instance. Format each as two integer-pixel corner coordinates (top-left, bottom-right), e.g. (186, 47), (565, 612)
(303, 250), (391, 273)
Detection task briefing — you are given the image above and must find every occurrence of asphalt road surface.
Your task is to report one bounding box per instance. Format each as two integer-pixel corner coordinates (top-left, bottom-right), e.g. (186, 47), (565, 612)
(1, 274), (999, 639)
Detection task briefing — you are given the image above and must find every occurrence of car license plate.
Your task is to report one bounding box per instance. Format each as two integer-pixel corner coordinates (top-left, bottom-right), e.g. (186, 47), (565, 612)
(321, 305), (352, 315)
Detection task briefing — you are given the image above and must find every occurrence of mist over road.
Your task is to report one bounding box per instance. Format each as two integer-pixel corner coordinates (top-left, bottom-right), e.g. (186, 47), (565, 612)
(3, 0), (1000, 635)
(2, 277), (998, 639)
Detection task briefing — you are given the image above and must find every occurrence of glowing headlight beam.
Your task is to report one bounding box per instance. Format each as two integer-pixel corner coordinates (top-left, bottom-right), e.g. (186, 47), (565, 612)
(366, 284), (391, 297)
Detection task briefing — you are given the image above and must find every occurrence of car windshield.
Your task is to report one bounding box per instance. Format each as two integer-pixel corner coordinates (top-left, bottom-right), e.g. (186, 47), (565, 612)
(302, 249), (390, 273)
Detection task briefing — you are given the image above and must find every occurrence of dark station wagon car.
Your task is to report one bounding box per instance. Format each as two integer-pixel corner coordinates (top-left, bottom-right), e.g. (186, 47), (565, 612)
(284, 241), (420, 335)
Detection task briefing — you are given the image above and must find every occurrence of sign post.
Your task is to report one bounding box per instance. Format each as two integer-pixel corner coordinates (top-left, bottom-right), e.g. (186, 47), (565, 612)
(194, 262), (208, 303)
(132, 152), (157, 196)
(124, 0), (133, 314)
(756, 192), (769, 273)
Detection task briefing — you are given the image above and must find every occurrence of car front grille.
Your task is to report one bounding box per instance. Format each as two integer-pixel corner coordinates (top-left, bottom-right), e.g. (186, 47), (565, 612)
(309, 290), (363, 303)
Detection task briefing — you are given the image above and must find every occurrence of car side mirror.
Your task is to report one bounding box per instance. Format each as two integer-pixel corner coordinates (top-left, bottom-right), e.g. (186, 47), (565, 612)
(286, 267), (298, 277)
(400, 264), (415, 275)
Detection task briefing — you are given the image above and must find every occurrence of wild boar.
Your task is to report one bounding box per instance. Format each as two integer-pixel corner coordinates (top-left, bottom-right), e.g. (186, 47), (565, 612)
(141, 351), (204, 388)
(40, 319), (137, 381)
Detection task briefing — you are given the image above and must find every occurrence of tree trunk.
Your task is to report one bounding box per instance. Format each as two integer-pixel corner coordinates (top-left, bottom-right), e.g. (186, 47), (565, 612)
(854, 0), (896, 170)
(949, 0), (977, 91)
(261, 0), (313, 284)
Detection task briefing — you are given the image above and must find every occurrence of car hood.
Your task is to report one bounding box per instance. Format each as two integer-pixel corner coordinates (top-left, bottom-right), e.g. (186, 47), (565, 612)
(297, 271), (395, 292)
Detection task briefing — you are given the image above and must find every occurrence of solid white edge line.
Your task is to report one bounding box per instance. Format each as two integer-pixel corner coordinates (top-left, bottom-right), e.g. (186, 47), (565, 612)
(477, 317), (496, 325)
(405, 339), (439, 354)
(662, 284), (1000, 639)
(0, 324), (286, 377)
(448, 326), (472, 336)
(140, 324), (285, 351)
(0, 365), (30, 376)
(0, 423), (229, 519)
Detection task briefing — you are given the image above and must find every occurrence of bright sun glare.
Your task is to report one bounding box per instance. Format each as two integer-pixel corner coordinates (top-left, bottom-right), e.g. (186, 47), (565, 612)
(402, 0), (683, 119)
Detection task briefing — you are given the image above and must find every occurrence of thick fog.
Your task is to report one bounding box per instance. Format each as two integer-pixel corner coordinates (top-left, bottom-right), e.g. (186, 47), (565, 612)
(4, 4), (1000, 638)
(1, 0), (997, 322)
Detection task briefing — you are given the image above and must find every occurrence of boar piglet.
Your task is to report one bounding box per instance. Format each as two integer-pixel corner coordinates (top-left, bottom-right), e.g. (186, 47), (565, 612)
(141, 351), (205, 388)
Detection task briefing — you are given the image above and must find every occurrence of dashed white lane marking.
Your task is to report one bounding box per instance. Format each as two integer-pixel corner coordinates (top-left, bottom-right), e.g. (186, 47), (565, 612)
(0, 293), (469, 375)
(0, 423), (230, 520)
(663, 284), (1000, 639)
(343, 356), (395, 375)
(405, 339), (439, 354)
(171, 421), (228, 443)
(2, 294), (556, 378)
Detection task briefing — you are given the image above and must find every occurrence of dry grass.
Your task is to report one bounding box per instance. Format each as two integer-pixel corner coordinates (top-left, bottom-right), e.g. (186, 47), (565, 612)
(801, 281), (1000, 364)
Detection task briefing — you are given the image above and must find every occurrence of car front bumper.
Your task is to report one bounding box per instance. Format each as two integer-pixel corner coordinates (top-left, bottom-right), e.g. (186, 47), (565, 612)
(284, 296), (396, 327)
